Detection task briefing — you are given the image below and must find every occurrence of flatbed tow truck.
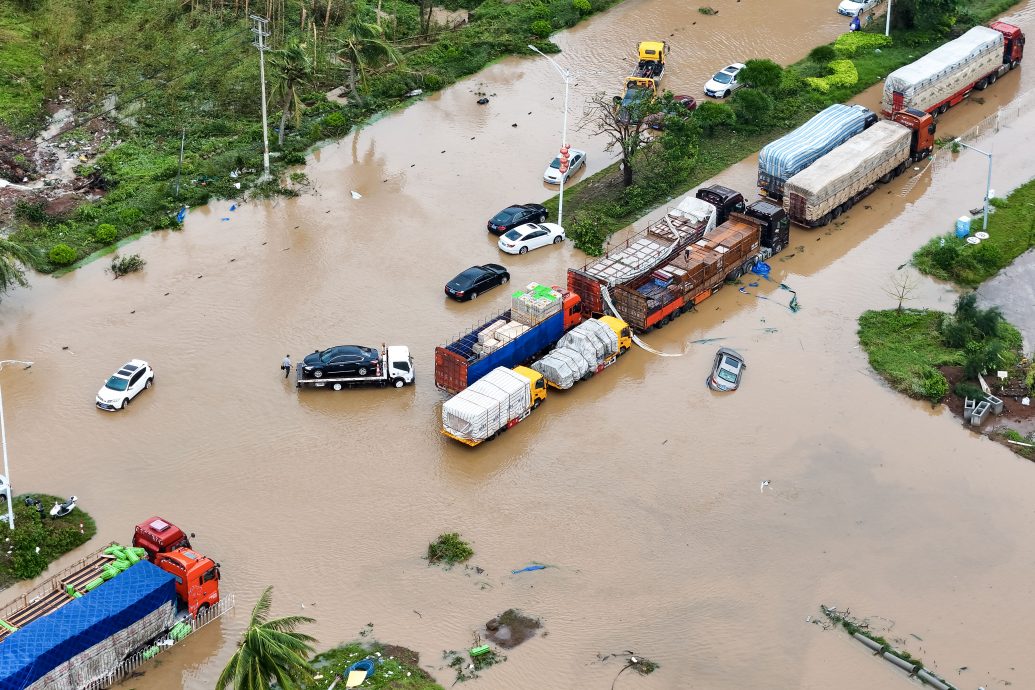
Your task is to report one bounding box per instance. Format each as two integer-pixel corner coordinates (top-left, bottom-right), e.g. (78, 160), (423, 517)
(295, 344), (415, 390)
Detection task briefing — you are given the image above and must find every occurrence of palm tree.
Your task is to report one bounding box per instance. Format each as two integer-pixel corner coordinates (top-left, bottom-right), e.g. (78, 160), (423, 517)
(216, 586), (317, 690)
(335, 12), (403, 101)
(268, 40), (318, 146)
(0, 238), (40, 301)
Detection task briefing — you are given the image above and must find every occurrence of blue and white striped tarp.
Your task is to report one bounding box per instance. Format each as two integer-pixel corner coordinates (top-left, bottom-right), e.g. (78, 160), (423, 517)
(757, 104), (873, 196)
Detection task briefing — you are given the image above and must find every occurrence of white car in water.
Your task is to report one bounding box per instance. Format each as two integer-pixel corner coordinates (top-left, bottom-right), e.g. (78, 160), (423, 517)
(838, 0), (881, 17)
(703, 63), (746, 99)
(497, 222), (565, 255)
(96, 359), (154, 411)
(543, 149), (587, 184)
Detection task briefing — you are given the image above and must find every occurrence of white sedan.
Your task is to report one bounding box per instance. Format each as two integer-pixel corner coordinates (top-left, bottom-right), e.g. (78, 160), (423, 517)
(704, 63), (746, 99)
(543, 149), (587, 184)
(838, 0), (881, 17)
(96, 359), (154, 411)
(498, 223), (565, 255)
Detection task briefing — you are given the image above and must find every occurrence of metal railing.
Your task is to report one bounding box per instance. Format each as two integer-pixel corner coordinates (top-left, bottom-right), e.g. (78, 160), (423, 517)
(80, 593), (235, 690)
(930, 86), (1035, 176)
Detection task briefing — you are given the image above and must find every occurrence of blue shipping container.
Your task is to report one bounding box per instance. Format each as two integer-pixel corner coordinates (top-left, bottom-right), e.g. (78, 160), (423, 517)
(0, 562), (176, 690)
(758, 104), (875, 198)
(444, 308), (567, 391)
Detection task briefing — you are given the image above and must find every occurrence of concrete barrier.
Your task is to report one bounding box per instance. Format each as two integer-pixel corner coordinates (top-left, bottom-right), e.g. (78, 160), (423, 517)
(971, 400), (991, 426)
(984, 394), (1003, 415)
(963, 397), (976, 422)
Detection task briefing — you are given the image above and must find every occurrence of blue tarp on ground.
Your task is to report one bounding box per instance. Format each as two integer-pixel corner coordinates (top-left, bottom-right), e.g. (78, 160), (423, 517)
(0, 561), (176, 690)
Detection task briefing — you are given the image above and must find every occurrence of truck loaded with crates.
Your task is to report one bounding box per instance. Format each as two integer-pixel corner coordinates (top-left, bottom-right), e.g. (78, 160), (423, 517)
(435, 283), (584, 395)
(881, 22), (1024, 118)
(0, 517), (224, 690)
(440, 316), (632, 445)
(757, 103), (878, 201)
(783, 108), (936, 227)
(611, 203), (790, 333)
(567, 184), (744, 318)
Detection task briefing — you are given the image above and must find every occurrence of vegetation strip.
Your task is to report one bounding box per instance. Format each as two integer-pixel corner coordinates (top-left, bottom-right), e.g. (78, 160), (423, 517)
(547, 0), (1023, 255)
(0, 495), (97, 590)
(913, 176), (1035, 288)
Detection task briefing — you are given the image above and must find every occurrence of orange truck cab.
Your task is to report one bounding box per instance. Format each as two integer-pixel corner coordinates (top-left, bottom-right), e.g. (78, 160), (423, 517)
(991, 21), (1025, 65)
(154, 547), (221, 617)
(890, 107), (936, 159)
(133, 516), (192, 561)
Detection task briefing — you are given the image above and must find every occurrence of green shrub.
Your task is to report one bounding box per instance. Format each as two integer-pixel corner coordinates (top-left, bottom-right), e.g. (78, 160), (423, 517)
(693, 101), (736, 134)
(94, 223), (117, 243)
(834, 32), (893, 57)
(808, 44), (836, 63)
(422, 73), (443, 90)
(917, 366), (949, 402)
(731, 90), (775, 131)
(738, 59), (784, 92)
(117, 207), (142, 225)
(48, 243), (77, 265)
(427, 532), (473, 565)
(698, 6), (717, 15)
(573, 0), (591, 14)
(14, 200), (49, 224)
(530, 19), (552, 38)
(567, 209), (611, 255)
(954, 381), (985, 400)
(110, 254), (146, 278)
(322, 111), (348, 132)
(282, 152), (306, 165)
(806, 59), (859, 91)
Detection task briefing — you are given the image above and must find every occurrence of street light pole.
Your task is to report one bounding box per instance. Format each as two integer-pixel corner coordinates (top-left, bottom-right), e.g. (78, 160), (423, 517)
(0, 360), (33, 531)
(885, 0), (893, 37)
(955, 138), (993, 231)
(528, 45), (573, 230)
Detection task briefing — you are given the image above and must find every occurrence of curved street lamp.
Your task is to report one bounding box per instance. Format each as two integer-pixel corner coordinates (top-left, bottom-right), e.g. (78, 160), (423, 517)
(528, 45), (574, 230)
(0, 359), (34, 530)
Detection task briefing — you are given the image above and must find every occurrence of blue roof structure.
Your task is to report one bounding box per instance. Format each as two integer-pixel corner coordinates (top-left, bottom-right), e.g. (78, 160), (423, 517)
(0, 562), (176, 690)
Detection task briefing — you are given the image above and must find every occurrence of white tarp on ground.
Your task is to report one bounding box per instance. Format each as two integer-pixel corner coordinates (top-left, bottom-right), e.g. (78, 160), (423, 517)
(531, 347), (592, 389)
(442, 367), (530, 441)
(881, 26), (1003, 113)
(556, 319), (619, 364)
(784, 120), (911, 216)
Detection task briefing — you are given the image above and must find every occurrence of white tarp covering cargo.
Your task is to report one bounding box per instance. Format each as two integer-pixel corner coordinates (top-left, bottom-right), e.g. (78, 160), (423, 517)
(441, 367), (530, 441)
(758, 104), (874, 197)
(783, 120), (911, 222)
(881, 26), (1003, 114)
(556, 318), (619, 364)
(582, 197), (717, 286)
(531, 348), (592, 389)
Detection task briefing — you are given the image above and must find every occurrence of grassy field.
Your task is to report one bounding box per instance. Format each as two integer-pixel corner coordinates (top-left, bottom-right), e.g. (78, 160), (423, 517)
(858, 310), (964, 402)
(913, 177), (1035, 288)
(0, 495), (97, 590)
(546, 0), (1024, 252)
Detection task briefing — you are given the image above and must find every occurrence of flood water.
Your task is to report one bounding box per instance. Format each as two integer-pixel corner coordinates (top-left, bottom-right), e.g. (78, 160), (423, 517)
(3, 0), (1035, 687)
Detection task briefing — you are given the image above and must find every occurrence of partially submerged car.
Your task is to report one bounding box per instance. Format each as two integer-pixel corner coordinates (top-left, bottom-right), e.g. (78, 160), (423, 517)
(445, 264), (510, 301)
(707, 347), (745, 392)
(96, 360), (155, 411)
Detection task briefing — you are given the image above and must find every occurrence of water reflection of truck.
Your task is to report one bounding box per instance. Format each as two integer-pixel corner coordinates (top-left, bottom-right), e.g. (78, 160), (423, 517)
(783, 109), (936, 227)
(612, 203), (790, 333)
(757, 103), (878, 201)
(0, 519), (225, 689)
(440, 316), (632, 445)
(567, 184), (741, 318)
(881, 22), (1024, 118)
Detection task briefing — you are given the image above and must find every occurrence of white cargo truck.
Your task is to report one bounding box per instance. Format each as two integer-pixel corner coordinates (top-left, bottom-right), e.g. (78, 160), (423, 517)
(440, 366), (545, 446)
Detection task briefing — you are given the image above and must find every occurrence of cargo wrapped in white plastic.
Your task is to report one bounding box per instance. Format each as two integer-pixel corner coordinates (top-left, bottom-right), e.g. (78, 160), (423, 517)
(477, 320), (506, 345)
(783, 120), (912, 224)
(442, 367), (531, 442)
(531, 347), (592, 389)
(556, 318), (619, 365)
(881, 26), (1003, 114)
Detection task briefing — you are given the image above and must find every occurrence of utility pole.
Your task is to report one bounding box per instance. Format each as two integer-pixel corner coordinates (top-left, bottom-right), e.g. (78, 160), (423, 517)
(251, 15), (272, 181)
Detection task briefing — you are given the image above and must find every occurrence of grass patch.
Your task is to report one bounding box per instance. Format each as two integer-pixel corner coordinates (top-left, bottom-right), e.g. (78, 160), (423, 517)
(0, 5), (45, 133)
(0, 495), (97, 590)
(427, 532), (473, 566)
(858, 310), (964, 402)
(305, 641), (443, 689)
(548, 3), (1023, 252)
(913, 177), (1035, 288)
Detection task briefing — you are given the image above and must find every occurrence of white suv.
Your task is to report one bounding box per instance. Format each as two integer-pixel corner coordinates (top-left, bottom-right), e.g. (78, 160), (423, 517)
(96, 360), (154, 411)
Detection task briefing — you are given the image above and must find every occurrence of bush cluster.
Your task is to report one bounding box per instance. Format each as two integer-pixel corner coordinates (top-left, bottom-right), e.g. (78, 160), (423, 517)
(110, 253), (146, 278)
(427, 532), (473, 566)
(47, 243), (77, 266)
(806, 59), (859, 92)
(94, 223), (117, 243)
(833, 32), (893, 57)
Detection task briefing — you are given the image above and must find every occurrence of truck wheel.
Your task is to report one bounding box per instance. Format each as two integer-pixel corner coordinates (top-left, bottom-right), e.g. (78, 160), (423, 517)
(742, 260), (755, 275)
(333, 383), (343, 391)
(989, 72), (998, 84)
(357, 367), (368, 376)
(197, 603), (210, 617)
(880, 171), (894, 184)
(313, 370), (324, 378)
(1010, 60), (1019, 70)
(818, 214), (831, 227)
(393, 378), (404, 388)
(976, 78), (988, 90)
(773, 242), (785, 255)
(532, 399), (541, 409)
(894, 162), (908, 177)
(831, 206), (842, 219)
(939, 103), (949, 115)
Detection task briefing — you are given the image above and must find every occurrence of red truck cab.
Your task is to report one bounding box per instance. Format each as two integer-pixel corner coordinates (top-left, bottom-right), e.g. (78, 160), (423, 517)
(133, 516), (192, 561)
(891, 107), (936, 158)
(154, 548), (221, 617)
(991, 21), (1025, 66)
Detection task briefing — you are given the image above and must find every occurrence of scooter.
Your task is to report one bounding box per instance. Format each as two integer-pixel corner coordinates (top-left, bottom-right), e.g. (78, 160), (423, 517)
(50, 496), (77, 518)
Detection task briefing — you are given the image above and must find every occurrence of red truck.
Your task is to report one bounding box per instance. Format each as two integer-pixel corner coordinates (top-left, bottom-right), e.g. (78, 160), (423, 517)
(133, 516), (193, 561)
(881, 22), (1024, 117)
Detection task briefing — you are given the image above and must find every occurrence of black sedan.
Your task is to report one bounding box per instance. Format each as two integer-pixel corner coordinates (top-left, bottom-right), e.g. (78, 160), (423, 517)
(445, 264), (510, 301)
(487, 204), (548, 235)
(303, 345), (381, 378)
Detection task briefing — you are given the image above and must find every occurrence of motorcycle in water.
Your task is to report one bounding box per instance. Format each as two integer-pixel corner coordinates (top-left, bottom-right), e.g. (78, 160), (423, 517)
(50, 496), (78, 518)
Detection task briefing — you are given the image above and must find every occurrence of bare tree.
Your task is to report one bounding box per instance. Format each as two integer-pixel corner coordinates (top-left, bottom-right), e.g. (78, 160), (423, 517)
(883, 271), (920, 311)
(581, 91), (657, 187)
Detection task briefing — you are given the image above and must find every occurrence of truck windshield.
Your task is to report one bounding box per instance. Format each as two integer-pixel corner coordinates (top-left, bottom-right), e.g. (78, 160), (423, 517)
(105, 376), (129, 391)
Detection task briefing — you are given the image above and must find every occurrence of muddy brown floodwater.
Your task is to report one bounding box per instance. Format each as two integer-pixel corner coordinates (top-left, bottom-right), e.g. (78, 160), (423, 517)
(3, 0), (1035, 688)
